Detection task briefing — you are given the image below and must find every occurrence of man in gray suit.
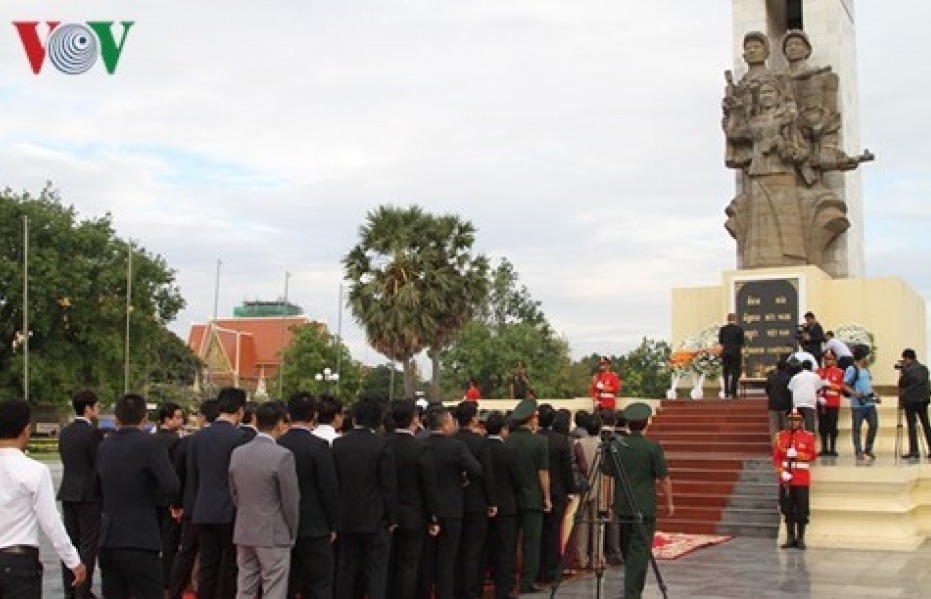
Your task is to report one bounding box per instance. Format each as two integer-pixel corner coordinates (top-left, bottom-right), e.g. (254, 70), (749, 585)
(229, 401), (299, 599)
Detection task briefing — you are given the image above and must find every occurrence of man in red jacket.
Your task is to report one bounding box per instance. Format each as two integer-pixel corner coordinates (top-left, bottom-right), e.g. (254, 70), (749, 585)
(590, 356), (621, 410)
(773, 408), (817, 549)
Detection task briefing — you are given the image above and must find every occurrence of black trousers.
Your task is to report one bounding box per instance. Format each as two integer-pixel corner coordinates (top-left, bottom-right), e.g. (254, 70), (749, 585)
(721, 353), (742, 398)
(540, 495), (568, 582)
(61, 501), (101, 598)
(156, 506), (181, 589)
(488, 515), (518, 599)
(290, 535), (334, 599)
(168, 518), (197, 599)
(818, 405), (839, 450)
(903, 402), (931, 455)
(197, 522), (237, 599)
(456, 511), (487, 598)
(0, 553), (42, 599)
(388, 529), (424, 599)
(335, 528), (391, 599)
(99, 548), (162, 599)
(418, 517), (462, 599)
(779, 485), (810, 525)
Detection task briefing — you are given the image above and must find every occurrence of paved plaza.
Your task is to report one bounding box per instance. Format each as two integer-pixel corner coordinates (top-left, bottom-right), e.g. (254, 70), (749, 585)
(38, 461), (931, 598)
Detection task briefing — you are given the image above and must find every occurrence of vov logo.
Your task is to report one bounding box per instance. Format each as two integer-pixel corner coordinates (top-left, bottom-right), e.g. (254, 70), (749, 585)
(13, 22), (135, 75)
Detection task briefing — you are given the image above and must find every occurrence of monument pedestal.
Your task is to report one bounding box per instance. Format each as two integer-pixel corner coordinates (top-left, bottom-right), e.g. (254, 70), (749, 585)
(671, 265), (926, 390)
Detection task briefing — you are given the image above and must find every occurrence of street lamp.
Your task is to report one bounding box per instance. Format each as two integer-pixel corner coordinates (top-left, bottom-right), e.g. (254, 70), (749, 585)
(315, 367), (339, 395)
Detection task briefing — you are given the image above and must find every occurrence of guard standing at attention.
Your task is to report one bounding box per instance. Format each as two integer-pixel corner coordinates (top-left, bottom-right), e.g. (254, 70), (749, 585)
(773, 408), (816, 549)
(590, 357), (621, 411)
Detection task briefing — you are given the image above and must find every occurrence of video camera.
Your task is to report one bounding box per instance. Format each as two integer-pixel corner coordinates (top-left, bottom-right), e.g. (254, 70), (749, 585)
(894, 360), (905, 371)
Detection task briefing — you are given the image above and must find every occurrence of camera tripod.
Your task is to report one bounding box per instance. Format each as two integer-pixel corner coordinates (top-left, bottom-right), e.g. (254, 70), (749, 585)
(895, 402), (929, 464)
(549, 433), (668, 599)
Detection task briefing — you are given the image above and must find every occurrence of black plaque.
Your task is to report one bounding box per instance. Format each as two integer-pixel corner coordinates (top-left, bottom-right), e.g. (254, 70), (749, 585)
(735, 278), (799, 378)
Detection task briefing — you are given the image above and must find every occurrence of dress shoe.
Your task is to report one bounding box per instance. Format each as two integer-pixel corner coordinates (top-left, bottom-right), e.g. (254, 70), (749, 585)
(901, 453), (920, 459)
(865, 452), (877, 460)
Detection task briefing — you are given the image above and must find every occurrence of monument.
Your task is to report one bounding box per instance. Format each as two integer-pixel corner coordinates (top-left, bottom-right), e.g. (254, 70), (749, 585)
(671, 0), (926, 392)
(670, 0), (931, 551)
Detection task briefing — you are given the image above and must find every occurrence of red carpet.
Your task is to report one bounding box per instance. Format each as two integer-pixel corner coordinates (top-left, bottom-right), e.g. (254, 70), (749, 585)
(652, 531), (732, 560)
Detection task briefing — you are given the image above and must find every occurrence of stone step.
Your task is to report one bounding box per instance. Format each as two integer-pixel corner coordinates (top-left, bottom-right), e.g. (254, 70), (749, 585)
(661, 440), (772, 453)
(649, 431), (770, 443)
(716, 521), (779, 538)
(649, 422), (771, 433)
(656, 519), (719, 535)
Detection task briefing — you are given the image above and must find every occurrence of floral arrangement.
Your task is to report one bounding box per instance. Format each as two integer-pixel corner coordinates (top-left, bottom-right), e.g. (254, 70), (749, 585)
(833, 323), (877, 366)
(670, 325), (723, 379)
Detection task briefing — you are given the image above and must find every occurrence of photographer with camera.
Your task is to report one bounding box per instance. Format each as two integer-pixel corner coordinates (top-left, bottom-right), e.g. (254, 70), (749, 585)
(842, 345), (879, 461)
(797, 312), (826, 364)
(896, 349), (931, 460)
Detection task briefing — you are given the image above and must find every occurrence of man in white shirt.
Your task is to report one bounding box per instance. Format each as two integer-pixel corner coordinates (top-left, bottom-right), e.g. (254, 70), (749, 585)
(312, 396), (344, 446)
(788, 361), (827, 435)
(0, 399), (86, 597)
(824, 331), (854, 370)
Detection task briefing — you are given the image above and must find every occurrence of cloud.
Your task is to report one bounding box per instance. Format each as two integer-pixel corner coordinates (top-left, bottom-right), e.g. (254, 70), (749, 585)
(0, 1), (928, 368)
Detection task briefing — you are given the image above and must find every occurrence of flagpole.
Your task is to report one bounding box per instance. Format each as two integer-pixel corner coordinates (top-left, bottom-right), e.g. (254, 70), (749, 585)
(335, 283), (343, 396)
(124, 241), (133, 394)
(23, 215), (29, 402)
(278, 271), (291, 398)
(208, 258), (221, 389)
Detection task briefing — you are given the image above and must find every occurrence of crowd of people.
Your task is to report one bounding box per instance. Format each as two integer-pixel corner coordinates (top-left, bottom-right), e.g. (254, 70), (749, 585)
(750, 311), (931, 551)
(0, 378), (673, 599)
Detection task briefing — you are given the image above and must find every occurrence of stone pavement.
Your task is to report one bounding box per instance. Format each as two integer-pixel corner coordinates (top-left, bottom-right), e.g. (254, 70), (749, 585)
(38, 461), (931, 598)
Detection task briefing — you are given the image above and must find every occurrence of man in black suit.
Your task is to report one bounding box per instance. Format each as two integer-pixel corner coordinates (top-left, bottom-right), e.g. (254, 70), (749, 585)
(332, 397), (397, 599)
(277, 392), (340, 599)
(239, 401), (259, 442)
(418, 405), (481, 599)
(718, 313), (746, 399)
(167, 399), (219, 599)
(386, 399), (440, 599)
(485, 412), (521, 599)
(57, 389), (103, 598)
(537, 404), (575, 584)
(188, 387), (247, 598)
(153, 402), (184, 592)
(96, 393), (180, 598)
(453, 401), (496, 599)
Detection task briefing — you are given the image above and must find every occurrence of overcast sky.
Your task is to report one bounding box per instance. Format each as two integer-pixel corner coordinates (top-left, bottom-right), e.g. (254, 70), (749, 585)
(1, 1), (928, 368)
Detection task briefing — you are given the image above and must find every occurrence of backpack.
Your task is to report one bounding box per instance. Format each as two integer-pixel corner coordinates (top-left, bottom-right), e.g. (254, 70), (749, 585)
(842, 366), (859, 397)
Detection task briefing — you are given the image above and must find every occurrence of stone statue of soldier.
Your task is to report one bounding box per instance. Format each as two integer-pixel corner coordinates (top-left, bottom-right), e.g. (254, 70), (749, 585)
(722, 31), (873, 275)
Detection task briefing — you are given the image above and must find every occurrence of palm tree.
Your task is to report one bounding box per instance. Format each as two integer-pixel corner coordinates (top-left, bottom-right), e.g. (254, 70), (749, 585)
(343, 205), (487, 397)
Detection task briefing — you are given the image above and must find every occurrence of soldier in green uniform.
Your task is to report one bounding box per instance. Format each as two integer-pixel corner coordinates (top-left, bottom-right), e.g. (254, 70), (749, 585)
(602, 403), (674, 599)
(505, 397), (551, 594)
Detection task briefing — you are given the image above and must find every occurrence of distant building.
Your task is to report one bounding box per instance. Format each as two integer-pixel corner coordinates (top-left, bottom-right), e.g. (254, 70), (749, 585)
(187, 301), (326, 396)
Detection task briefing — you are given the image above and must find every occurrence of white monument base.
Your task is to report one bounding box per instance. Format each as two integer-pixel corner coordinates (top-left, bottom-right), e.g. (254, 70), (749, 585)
(671, 266), (926, 390)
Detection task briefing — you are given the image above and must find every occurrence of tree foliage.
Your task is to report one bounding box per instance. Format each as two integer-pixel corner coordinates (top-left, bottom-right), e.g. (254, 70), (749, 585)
(580, 338), (672, 399)
(0, 185), (189, 407)
(439, 258), (578, 399)
(343, 205), (487, 396)
(278, 323), (363, 401)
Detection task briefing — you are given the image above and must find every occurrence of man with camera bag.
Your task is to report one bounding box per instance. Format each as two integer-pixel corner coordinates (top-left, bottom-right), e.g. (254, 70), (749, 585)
(602, 403), (674, 599)
(773, 409), (816, 549)
(897, 349), (931, 460)
(843, 345), (879, 461)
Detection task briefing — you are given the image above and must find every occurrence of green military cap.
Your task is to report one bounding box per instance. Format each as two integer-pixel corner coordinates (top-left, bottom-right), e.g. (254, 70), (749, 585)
(510, 397), (538, 422)
(622, 402), (652, 422)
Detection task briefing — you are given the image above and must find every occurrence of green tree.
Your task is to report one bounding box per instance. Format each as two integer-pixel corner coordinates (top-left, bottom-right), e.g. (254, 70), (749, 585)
(358, 363), (406, 404)
(343, 205), (487, 397)
(278, 323), (363, 401)
(0, 185), (186, 406)
(439, 259), (576, 399)
(578, 338), (672, 400)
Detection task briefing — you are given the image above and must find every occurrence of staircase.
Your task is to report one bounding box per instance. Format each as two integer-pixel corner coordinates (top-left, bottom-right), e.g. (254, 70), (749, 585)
(648, 399), (779, 538)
